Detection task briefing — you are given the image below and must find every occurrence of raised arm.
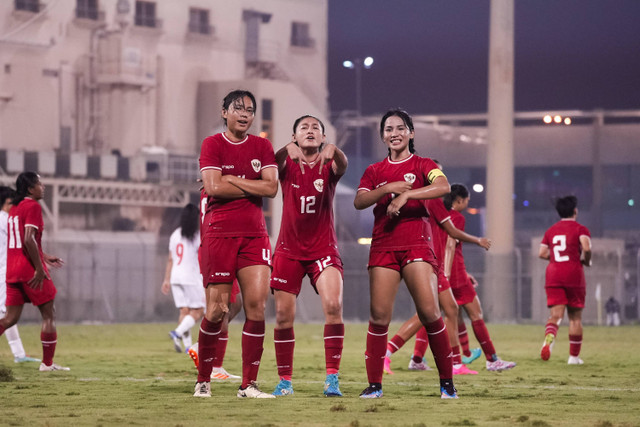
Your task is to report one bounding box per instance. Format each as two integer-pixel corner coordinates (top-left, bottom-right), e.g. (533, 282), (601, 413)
(440, 219), (491, 250)
(317, 144), (348, 176)
(275, 142), (305, 175)
(386, 176), (450, 217)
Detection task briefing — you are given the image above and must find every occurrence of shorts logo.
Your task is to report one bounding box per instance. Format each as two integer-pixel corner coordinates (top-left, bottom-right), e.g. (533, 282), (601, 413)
(251, 159), (261, 172)
(313, 179), (324, 193)
(404, 173), (416, 184)
(272, 277), (287, 284)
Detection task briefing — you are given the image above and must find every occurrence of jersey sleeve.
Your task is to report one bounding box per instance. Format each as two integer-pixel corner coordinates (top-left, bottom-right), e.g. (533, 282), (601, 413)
(426, 198), (451, 225)
(451, 211), (465, 231)
(422, 158), (446, 184)
(541, 229), (550, 247)
(579, 224), (591, 239)
(23, 201), (43, 229)
(199, 136), (220, 172)
(357, 164), (376, 192)
(260, 138), (277, 171)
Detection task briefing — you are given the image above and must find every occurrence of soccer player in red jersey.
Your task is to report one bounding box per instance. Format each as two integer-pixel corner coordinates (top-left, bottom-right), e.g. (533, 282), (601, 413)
(0, 172), (68, 371)
(445, 184), (516, 372)
(354, 109), (457, 399)
(194, 90), (278, 399)
(384, 192), (490, 376)
(270, 115), (348, 397)
(538, 195), (591, 364)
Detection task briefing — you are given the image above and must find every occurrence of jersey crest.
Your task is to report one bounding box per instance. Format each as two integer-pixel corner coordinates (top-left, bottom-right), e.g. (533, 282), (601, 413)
(404, 173), (416, 184)
(251, 159), (261, 172)
(314, 178), (324, 193)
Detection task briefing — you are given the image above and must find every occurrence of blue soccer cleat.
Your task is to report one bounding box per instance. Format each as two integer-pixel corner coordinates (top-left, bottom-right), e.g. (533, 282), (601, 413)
(440, 385), (459, 399)
(14, 356), (41, 363)
(359, 384), (383, 399)
(461, 348), (482, 365)
(272, 379), (294, 396)
(323, 373), (343, 397)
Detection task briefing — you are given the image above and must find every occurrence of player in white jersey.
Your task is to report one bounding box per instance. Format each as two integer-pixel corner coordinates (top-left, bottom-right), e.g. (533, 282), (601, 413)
(161, 204), (206, 353)
(0, 186), (40, 364)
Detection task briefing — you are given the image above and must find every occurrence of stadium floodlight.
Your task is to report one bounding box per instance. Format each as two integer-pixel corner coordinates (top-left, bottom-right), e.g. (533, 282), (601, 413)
(342, 60), (354, 69)
(473, 183), (484, 193)
(363, 56), (374, 68)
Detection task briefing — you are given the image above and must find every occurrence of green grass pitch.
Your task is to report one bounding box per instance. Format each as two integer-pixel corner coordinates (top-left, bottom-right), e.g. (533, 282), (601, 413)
(1, 322), (639, 426)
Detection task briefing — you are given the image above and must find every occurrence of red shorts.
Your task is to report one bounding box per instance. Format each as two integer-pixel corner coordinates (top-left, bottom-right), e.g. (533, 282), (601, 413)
(270, 254), (343, 296)
(200, 236), (272, 285)
(368, 247), (438, 273)
(437, 268), (451, 293)
(451, 275), (477, 306)
(546, 286), (585, 309)
(6, 279), (57, 306)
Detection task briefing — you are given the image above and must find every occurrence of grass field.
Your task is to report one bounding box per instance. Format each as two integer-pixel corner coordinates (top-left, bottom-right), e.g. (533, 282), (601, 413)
(1, 322), (639, 427)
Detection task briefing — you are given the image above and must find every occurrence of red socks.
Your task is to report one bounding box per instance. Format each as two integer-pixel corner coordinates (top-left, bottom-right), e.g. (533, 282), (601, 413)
(212, 330), (229, 369)
(241, 319), (265, 388)
(274, 327), (295, 380)
(41, 332), (57, 366)
(545, 322), (559, 338)
(413, 327), (429, 359)
(0, 324), (5, 336)
(387, 334), (405, 355)
(451, 345), (462, 365)
(324, 323), (344, 375)
(197, 317), (222, 383)
(365, 322), (388, 384)
(458, 321), (471, 357)
(569, 334), (582, 357)
(471, 319), (497, 361)
(425, 318), (453, 379)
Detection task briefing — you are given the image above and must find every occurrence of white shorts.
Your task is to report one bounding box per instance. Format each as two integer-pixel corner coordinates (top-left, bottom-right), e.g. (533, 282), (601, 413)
(171, 284), (206, 309)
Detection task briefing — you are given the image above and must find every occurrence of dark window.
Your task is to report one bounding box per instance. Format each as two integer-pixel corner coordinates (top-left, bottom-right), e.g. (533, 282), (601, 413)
(76, 0), (99, 20)
(135, 1), (158, 28)
(261, 99), (273, 121)
(15, 0), (40, 13)
(188, 8), (211, 35)
(291, 22), (314, 48)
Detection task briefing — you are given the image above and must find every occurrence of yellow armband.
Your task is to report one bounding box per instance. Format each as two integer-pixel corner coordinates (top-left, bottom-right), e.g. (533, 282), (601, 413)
(427, 168), (446, 184)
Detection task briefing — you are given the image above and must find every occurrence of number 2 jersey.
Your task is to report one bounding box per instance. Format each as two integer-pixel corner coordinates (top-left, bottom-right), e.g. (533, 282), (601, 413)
(5, 197), (48, 283)
(540, 219), (591, 288)
(274, 157), (341, 260)
(358, 154), (442, 252)
(199, 132), (277, 238)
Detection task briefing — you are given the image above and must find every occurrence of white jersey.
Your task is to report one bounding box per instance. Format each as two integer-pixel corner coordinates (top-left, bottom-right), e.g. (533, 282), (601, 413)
(168, 227), (202, 286)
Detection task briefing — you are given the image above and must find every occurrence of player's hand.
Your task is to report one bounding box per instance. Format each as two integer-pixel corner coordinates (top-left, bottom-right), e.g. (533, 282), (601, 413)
(387, 192), (409, 218)
(385, 181), (412, 196)
(477, 237), (492, 250)
(286, 141), (306, 175)
(27, 267), (49, 290)
(468, 273), (478, 288)
(316, 143), (336, 174)
(161, 281), (171, 295)
(44, 254), (64, 268)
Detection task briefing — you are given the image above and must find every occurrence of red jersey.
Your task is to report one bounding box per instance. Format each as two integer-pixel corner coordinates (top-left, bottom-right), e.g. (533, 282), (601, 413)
(274, 157), (341, 260)
(541, 219), (591, 288)
(425, 198), (452, 263)
(199, 133), (277, 237)
(448, 209), (468, 288)
(6, 198), (48, 283)
(358, 154), (441, 251)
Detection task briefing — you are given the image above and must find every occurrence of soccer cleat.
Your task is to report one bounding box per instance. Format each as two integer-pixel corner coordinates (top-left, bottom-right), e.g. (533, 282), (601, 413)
(14, 356), (41, 363)
(272, 379), (294, 396)
(408, 358), (432, 371)
(188, 348), (199, 368)
(39, 363), (70, 372)
(486, 358), (516, 372)
(440, 385), (459, 399)
(540, 333), (555, 361)
(193, 381), (211, 397)
(169, 330), (183, 353)
(383, 356), (394, 375)
(237, 381), (276, 398)
(461, 348), (482, 365)
(323, 373), (343, 397)
(567, 356), (584, 365)
(359, 385), (383, 399)
(211, 367), (240, 380)
(453, 364), (478, 375)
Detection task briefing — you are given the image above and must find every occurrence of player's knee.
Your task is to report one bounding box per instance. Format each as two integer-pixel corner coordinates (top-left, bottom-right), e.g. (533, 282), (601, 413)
(324, 299), (342, 319)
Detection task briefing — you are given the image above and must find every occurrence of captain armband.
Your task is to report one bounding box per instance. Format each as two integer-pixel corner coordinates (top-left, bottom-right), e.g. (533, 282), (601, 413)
(427, 168), (446, 184)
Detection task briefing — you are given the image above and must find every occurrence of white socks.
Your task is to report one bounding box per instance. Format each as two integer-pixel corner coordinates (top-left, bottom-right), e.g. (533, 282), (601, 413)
(175, 315), (196, 337)
(5, 325), (26, 359)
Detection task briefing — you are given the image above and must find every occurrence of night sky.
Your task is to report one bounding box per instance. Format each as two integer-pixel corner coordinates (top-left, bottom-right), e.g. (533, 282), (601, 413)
(328, 0), (640, 116)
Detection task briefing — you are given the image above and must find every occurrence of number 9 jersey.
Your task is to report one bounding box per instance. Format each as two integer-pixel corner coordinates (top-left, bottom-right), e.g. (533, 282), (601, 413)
(540, 219), (591, 288)
(274, 157), (341, 260)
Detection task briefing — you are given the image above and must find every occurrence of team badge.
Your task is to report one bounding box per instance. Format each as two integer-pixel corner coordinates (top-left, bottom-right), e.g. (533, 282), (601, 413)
(314, 179), (324, 192)
(251, 159), (261, 172)
(404, 173), (416, 184)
